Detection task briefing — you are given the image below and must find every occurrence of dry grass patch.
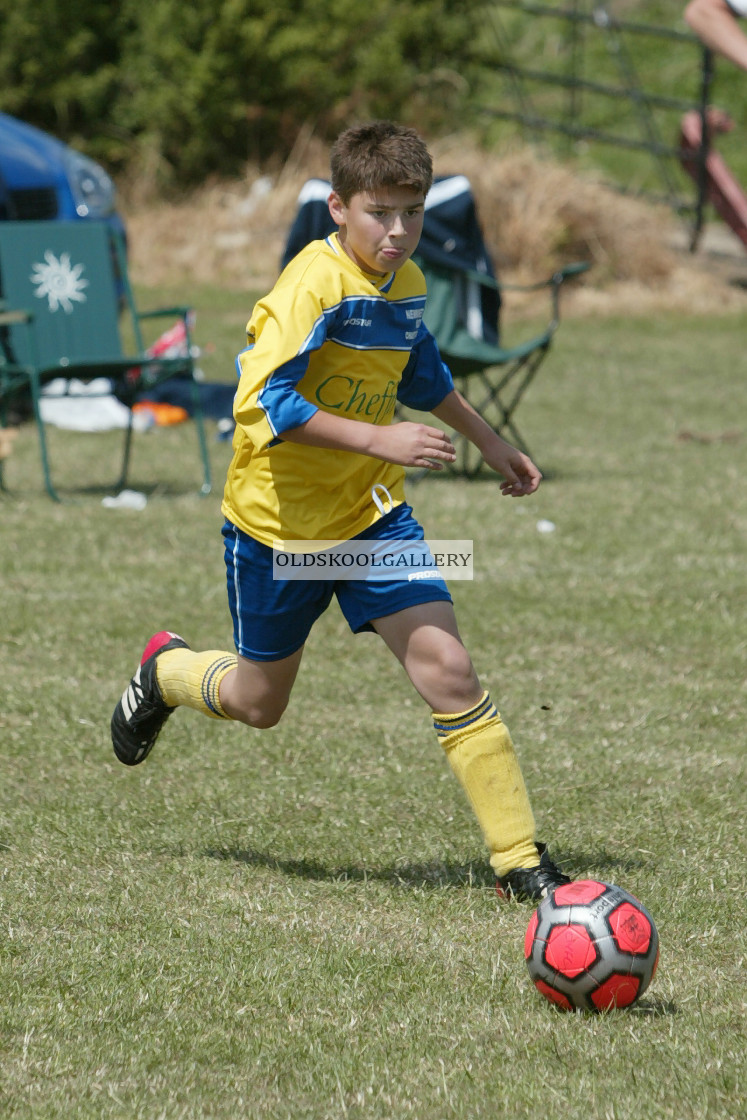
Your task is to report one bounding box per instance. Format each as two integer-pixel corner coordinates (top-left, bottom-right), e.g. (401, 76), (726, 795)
(431, 140), (674, 283)
(123, 136), (747, 318)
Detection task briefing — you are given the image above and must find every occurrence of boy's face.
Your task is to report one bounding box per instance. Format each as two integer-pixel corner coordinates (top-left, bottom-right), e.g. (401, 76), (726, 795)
(328, 186), (426, 276)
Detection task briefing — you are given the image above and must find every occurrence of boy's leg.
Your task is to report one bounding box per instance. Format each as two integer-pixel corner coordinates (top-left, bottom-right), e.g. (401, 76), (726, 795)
(371, 599), (480, 712)
(111, 629), (304, 766)
(111, 519), (329, 766)
(215, 646), (305, 728)
(372, 600), (568, 897)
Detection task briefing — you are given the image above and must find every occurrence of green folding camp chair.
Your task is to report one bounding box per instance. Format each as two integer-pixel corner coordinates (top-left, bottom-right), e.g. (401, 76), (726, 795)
(0, 220), (211, 500)
(415, 257), (590, 477)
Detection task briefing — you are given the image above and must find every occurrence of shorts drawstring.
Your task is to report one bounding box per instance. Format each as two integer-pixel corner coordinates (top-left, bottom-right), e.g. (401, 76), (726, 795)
(371, 484), (394, 516)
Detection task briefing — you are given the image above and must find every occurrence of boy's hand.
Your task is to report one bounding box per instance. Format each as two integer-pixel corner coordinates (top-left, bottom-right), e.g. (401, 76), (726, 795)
(370, 422), (457, 470)
(482, 441), (542, 497)
(430, 389), (542, 494)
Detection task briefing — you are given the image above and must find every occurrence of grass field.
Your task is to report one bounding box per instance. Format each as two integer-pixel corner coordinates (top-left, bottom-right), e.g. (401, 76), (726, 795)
(1, 297), (746, 1118)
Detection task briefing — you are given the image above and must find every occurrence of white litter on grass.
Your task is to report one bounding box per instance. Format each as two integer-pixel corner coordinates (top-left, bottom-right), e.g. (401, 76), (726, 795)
(102, 489), (147, 511)
(536, 519), (556, 534)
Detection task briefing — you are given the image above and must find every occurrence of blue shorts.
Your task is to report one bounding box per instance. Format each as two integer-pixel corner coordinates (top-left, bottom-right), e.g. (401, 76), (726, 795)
(223, 503), (452, 661)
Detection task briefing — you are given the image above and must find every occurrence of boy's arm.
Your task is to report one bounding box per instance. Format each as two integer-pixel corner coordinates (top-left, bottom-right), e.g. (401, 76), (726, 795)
(684, 0), (747, 70)
(430, 389), (542, 496)
(283, 410), (456, 471)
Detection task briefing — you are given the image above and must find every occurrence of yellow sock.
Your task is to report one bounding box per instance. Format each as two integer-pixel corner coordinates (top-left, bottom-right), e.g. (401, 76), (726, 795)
(433, 692), (539, 878)
(156, 648), (237, 719)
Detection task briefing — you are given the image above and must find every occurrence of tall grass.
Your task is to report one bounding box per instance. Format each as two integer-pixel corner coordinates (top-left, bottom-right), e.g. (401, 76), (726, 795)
(1, 303), (745, 1118)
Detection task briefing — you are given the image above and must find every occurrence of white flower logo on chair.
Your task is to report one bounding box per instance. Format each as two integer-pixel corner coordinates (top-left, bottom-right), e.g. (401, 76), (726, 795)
(30, 250), (88, 313)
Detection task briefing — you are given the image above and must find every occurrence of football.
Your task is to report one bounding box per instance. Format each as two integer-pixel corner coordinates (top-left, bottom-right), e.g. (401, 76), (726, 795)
(524, 879), (659, 1012)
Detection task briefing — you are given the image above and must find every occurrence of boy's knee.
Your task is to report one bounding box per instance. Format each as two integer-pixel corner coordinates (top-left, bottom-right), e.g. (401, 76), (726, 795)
(221, 661), (297, 729)
(232, 695), (289, 729)
(250, 707), (285, 730)
(435, 642), (475, 684)
(426, 642), (481, 709)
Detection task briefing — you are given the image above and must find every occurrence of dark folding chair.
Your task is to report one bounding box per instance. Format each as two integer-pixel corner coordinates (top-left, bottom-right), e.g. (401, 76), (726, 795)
(0, 220), (212, 500)
(283, 176), (589, 476)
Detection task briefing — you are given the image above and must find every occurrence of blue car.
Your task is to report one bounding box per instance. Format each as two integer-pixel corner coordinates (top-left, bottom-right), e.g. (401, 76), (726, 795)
(0, 111), (125, 240)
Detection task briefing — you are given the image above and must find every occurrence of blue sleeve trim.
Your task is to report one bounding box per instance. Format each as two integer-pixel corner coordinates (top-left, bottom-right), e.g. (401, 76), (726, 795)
(397, 326), (454, 411)
(257, 353), (319, 437)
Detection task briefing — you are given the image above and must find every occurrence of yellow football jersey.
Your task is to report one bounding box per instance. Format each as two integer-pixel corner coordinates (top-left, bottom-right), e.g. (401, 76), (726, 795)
(221, 233), (453, 546)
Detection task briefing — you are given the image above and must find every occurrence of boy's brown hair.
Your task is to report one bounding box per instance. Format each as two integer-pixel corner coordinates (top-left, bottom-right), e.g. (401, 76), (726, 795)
(330, 120), (433, 204)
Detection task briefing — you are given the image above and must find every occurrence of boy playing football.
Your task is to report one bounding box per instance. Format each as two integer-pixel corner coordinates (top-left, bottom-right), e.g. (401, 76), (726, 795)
(111, 120), (570, 901)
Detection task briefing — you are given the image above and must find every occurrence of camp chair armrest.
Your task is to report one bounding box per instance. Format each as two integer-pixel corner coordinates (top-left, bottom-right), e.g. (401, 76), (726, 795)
(136, 305), (193, 321)
(548, 260), (591, 291)
(554, 260), (592, 281)
(464, 259), (590, 294)
(543, 260), (591, 322)
(462, 259), (589, 319)
(488, 259), (590, 330)
(0, 307), (34, 327)
(136, 306), (196, 355)
(460, 259), (589, 337)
